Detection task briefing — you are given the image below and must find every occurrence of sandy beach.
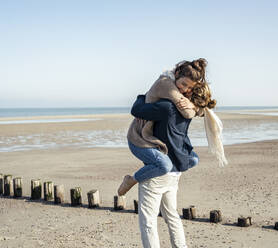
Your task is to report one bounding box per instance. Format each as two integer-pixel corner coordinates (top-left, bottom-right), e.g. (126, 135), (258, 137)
(1, 113), (278, 248)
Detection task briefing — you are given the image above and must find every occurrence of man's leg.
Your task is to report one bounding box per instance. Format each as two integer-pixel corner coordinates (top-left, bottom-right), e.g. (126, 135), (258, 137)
(160, 176), (188, 248)
(138, 179), (163, 248)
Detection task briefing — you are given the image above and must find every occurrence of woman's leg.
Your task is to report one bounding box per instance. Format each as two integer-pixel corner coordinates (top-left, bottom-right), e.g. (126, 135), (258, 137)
(128, 141), (173, 182)
(188, 150), (199, 169)
(117, 141), (173, 196)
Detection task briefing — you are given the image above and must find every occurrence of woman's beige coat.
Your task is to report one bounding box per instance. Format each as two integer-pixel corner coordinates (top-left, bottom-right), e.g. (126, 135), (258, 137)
(127, 75), (203, 154)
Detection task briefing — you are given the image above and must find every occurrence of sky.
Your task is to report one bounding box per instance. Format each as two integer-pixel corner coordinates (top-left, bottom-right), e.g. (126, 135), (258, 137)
(0, 0), (277, 107)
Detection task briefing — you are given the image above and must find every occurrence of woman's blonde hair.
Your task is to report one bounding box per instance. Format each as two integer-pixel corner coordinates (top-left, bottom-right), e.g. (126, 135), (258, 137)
(191, 82), (216, 109)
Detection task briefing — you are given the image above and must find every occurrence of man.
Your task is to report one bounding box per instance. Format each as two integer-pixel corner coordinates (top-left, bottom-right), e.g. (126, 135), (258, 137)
(130, 94), (199, 248)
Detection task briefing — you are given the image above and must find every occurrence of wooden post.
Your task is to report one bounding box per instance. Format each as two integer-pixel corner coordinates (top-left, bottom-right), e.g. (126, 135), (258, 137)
(238, 217), (252, 227)
(4, 175), (13, 196)
(114, 195), (126, 210)
(182, 205), (196, 220)
(13, 177), (23, 197)
(183, 208), (191, 219)
(31, 179), (42, 200)
(134, 200), (138, 214)
(44, 182), (54, 201)
(0, 174), (3, 195)
(274, 222), (278, 230)
(87, 190), (100, 208)
(190, 205), (196, 219)
(210, 210), (222, 223)
(71, 187), (82, 206)
(54, 185), (65, 204)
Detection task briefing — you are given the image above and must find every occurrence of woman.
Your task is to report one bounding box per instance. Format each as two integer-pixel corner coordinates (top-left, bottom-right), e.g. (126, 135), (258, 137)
(118, 59), (227, 196)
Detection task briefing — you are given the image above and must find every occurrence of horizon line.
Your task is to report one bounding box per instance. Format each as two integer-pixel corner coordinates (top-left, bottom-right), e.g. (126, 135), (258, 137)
(1, 106), (278, 109)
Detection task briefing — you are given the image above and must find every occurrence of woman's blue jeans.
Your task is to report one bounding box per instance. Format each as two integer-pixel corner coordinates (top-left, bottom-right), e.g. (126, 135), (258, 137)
(128, 141), (199, 183)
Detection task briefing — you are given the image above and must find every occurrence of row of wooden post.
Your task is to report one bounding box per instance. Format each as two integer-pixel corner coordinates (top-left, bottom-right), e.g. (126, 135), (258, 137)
(182, 206), (258, 228)
(0, 174), (126, 210)
(1, 174), (278, 230)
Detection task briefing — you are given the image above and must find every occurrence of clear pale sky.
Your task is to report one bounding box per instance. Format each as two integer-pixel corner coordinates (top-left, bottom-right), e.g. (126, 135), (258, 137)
(1, 0), (277, 107)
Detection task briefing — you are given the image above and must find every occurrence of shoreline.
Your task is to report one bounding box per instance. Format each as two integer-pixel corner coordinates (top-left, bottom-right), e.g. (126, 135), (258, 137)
(1, 112), (278, 153)
(0, 113), (130, 122)
(1, 138), (278, 154)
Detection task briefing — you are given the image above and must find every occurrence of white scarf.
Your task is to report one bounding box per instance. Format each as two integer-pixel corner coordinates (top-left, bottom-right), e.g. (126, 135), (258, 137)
(162, 68), (228, 167)
(204, 108), (228, 167)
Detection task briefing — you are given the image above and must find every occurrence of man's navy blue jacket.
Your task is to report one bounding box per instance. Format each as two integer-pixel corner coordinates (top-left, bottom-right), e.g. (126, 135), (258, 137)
(131, 95), (194, 172)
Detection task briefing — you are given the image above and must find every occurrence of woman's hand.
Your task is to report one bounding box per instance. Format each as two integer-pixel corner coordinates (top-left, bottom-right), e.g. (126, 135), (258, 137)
(176, 97), (195, 110)
(135, 117), (147, 126)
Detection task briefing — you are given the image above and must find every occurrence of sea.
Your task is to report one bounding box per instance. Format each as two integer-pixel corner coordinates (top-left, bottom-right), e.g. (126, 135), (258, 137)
(0, 107), (278, 152)
(1, 106), (278, 118)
